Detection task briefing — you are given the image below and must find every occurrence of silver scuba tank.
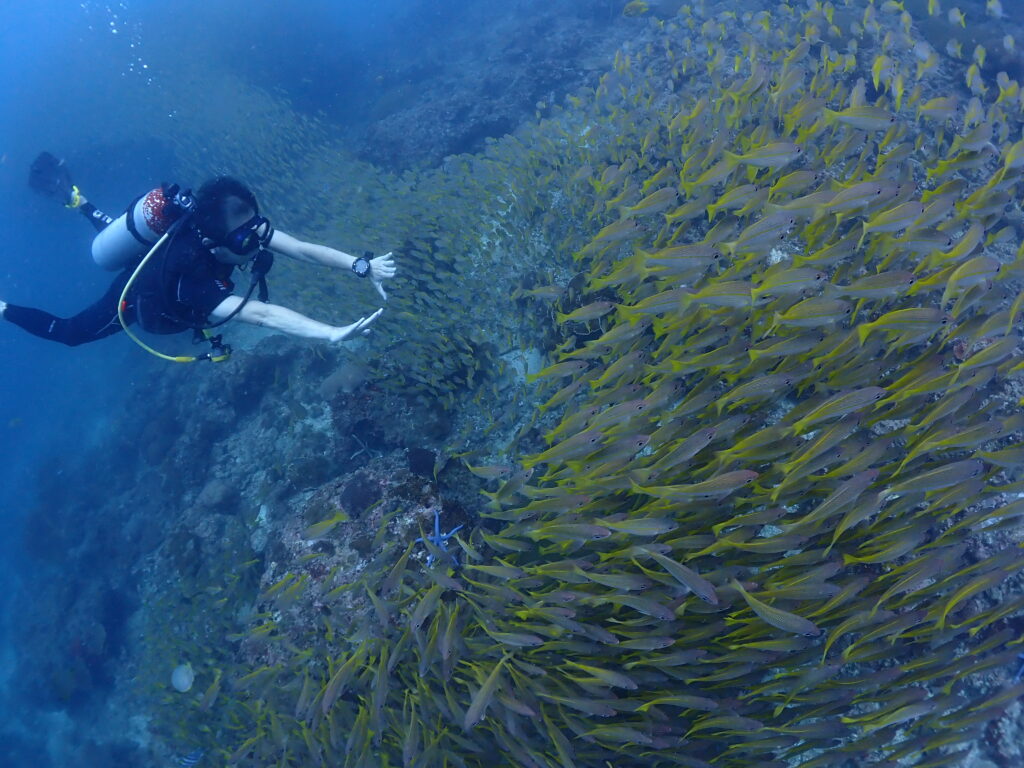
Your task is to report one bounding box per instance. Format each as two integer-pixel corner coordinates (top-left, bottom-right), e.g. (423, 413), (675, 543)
(91, 186), (184, 270)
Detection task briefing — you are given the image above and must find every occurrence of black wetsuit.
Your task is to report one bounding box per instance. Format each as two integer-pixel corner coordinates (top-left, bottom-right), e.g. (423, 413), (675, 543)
(3, 204), (237, 347)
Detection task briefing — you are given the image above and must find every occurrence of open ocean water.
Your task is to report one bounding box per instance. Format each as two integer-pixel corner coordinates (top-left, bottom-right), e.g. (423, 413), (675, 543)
(2, 0), (1024, 766)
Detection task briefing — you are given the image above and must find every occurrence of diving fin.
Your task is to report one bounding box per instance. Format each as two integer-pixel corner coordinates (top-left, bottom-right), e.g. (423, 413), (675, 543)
(29, 151), (80, 207)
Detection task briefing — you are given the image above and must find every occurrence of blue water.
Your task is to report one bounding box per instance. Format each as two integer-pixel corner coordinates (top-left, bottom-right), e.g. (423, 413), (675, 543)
(2, 0), (1021, 763)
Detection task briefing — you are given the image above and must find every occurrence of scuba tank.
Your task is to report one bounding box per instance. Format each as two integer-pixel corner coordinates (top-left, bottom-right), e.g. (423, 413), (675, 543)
(91, 185), (189, 270)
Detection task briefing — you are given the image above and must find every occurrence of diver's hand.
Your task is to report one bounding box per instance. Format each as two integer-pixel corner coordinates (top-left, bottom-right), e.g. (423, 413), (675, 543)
(370, 251), (396, 300)
(329, 307), (384, 342)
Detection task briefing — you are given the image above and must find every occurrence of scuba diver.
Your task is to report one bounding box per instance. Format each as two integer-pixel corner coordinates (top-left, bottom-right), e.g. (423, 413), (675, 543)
(1, 152), (396, 362)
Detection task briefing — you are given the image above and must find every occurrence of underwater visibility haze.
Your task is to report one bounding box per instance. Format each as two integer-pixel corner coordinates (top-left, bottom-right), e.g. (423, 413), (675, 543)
(5, 0), (1024, 766)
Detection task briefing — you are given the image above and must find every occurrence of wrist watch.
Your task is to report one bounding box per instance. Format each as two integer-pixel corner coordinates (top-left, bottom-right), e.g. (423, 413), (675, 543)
(352, 251), (372, 278)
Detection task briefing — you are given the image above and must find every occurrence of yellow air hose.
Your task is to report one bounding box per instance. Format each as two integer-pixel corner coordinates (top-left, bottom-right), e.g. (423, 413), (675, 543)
(117, 229), (230, 363)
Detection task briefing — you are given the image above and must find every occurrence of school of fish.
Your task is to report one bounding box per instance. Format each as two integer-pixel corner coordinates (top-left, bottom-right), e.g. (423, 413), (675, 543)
(144, 1), (1024, 766)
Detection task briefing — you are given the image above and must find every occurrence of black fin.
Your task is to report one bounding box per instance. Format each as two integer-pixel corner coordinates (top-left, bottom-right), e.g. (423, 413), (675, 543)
(28, 151), (74, 200)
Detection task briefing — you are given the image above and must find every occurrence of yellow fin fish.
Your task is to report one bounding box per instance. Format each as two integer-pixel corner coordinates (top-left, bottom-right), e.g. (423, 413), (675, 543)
(872, 55), (893, 91)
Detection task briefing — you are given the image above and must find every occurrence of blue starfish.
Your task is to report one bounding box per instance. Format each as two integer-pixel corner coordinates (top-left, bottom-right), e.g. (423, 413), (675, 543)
(415, 508), (463, 568)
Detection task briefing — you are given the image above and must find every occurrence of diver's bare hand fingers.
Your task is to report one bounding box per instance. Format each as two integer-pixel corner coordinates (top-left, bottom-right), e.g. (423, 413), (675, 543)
(356, 308), (384, 331)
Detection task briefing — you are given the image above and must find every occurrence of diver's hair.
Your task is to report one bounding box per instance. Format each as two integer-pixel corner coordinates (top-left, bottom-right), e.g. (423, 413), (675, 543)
(193, 176), (259, 241)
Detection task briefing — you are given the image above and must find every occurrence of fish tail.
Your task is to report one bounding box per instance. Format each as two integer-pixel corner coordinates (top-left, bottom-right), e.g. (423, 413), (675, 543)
(850, 297), (867, 323)
(940, 281), (957, 308)
(893, 454), (913, 476)
(856, 323), (872, 346)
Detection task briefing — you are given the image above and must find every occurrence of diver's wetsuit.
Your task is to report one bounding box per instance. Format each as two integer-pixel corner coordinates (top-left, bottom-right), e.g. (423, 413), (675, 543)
(3, 204), (238, 347)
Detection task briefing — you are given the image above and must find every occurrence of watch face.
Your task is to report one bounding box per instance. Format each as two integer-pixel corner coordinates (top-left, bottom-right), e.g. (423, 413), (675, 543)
(354, 258), (370, 276)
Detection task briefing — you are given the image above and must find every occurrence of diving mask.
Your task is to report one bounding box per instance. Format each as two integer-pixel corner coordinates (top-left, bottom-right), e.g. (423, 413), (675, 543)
(222, 214), (273, 256)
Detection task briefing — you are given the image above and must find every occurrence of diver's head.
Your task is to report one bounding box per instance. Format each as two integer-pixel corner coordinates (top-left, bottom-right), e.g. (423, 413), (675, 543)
(194, 176), (272, 264)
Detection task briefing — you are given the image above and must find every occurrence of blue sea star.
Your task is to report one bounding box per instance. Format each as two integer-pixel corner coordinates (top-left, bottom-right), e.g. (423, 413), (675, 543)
(415, 508), (462, 568)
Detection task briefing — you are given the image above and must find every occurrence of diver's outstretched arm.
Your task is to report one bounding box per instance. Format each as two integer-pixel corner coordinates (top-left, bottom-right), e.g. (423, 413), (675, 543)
(209, 296), (383, 342)
(267, 230), (397, 300)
